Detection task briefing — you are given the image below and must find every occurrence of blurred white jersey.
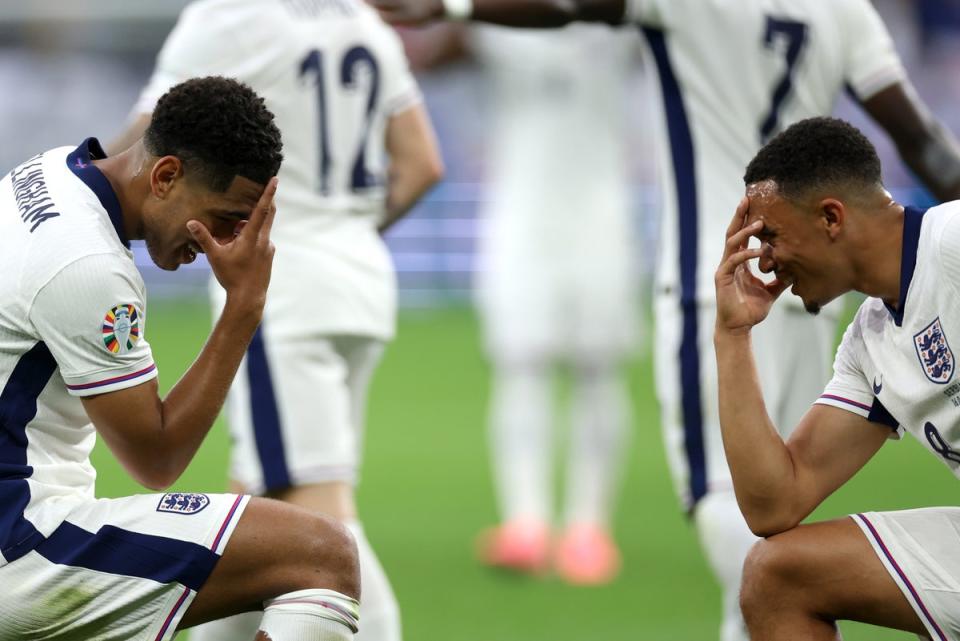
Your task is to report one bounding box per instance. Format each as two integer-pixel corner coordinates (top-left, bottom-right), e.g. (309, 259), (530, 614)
(137, 0), (423, 339)
(631, 0), (907, 508)
(819, 203), (960, 476)
(0, 139), (158, 567)
(625, 0), (905, 305)
(472, 24), (641, 360)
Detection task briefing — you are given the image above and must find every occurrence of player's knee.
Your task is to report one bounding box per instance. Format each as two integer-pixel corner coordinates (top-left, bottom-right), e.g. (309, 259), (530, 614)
(298, 513), (361, 600)
(740, 536), (797, 621)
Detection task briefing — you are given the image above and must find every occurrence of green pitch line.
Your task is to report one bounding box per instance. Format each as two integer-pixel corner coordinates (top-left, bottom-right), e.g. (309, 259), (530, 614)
(91, 298), (944, 640)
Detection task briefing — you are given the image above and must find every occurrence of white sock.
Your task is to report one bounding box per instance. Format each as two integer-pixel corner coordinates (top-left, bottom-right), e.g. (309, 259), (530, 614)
(187, 611), (260, 641)
(258, 589), (359, 641)
(488, 362), (553, 524)
(694, 490), (757, 641)
(563, 364), (631, 528)
(343, 521), (401, 641)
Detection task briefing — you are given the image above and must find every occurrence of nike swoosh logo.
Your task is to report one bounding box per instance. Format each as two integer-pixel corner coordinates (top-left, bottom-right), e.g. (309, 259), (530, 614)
(873, 376), (883, 394)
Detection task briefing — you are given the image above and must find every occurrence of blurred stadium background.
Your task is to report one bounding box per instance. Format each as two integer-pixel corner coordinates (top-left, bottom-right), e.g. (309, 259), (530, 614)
(3, 1), (960, 639)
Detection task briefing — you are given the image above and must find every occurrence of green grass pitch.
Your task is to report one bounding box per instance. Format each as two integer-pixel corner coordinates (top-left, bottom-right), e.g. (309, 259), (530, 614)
(91, 298), (956, 640)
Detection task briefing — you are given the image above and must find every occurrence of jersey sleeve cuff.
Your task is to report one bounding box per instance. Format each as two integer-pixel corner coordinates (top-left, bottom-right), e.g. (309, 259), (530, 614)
(64, 362), (158, 397)
(384, 88), (423, 117)
(815, 393), (903, 439)
(849, 63), (905, 101)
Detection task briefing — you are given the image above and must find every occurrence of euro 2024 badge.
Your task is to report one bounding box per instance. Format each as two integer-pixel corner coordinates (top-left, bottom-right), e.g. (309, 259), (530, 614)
(102, 304), (140, 354)
(914, 317), (955, 384)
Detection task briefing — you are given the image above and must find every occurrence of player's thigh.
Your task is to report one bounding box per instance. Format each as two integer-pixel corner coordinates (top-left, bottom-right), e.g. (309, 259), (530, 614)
(0, 492), (249, 641)
(743, 517), (925, 635)
(181, 496), (359, 629)
(227, 333), (359, 495)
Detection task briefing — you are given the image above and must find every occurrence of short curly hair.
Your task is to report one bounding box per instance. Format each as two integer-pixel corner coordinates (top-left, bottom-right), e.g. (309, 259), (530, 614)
(144, 76), (283, 191)
(744, 117), (882, 200)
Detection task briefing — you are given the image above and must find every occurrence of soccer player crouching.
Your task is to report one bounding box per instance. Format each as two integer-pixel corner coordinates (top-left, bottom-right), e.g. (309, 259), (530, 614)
(715, 116), (960, 640)
(0, 77), (360, 640)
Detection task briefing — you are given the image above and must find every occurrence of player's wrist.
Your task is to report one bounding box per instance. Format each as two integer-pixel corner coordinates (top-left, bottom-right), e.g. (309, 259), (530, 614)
(440, 0), (471, 20)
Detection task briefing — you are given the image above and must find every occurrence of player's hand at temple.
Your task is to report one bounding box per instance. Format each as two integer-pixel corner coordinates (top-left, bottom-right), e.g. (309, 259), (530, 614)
(371, 0), (442, 26)
(188, 176), (278, 314)
(714, 197), (787, 336)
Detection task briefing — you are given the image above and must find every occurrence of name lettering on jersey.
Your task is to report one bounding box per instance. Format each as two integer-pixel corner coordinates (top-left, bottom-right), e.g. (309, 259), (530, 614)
(11, 154), (60, 232)
(942, 381), (960, 407)
(914, 318), (955, 384)
(157, 493), (210, 515)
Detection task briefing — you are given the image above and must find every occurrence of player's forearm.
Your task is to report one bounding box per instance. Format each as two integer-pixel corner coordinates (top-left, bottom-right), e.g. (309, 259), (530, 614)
(380, 157), (444, 233)
(897, 125), (960, 202)
(715, 329), (803, 536)
(152, 299), (262, 485)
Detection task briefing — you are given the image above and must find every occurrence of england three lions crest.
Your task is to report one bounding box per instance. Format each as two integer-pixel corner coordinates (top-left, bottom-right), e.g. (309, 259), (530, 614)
(157, 493), (210, 515)
(914, 317), (955, 384)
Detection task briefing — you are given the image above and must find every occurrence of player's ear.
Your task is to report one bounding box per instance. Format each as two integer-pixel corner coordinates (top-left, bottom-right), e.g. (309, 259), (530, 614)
(149, 156), (184, 200)
(819, 198), (845, 240)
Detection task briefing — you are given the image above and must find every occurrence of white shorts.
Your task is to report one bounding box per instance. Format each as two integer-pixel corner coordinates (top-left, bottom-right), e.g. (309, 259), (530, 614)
(474, 237), (638, 365)
(0, 492), (249, 641)
(853, 509), (960, 641)
(227, 329), (384, 494)
(655, 293), (837, 508)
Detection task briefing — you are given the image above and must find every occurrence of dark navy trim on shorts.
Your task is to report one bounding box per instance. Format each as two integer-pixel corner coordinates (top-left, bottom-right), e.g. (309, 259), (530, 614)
(246, 324), (292, 491)
(35, 522), (218, 592)
(643, 27), (707, 506)
(0, 342), (57, 562)
(66, 137), (129, 249)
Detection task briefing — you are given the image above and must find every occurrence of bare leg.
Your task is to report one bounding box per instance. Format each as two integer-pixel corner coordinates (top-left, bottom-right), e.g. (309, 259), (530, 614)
(178, 497), (360, 629)
(740, 517), (926, 639)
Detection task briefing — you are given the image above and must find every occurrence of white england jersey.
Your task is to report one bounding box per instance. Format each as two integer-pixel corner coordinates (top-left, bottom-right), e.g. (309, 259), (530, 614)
(137, 0), (423, 339)
(471, 24), (641, 359)
(817, 202), (960, 476)
(0, 139), (158, 567)
(624, 0), (905, 306)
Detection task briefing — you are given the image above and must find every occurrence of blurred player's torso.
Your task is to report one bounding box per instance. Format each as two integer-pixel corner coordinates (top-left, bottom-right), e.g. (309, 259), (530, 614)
(629, 0), (904, 305)
(140, 0), (423, 338)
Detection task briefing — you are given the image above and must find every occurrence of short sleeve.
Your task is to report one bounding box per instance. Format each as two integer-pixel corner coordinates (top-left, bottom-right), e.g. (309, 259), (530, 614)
(841, 0), (906, 101)
(133, 4), (246, 114)
(29, 254), (157, 397)
(937, 207), (960, 295)
(622, 0), (664, 26)
(376, 22), (423, 117)
(815, 307), (902, 436)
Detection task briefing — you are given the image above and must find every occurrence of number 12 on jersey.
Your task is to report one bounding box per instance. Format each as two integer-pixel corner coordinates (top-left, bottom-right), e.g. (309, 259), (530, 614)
(300, 47), (381, 195)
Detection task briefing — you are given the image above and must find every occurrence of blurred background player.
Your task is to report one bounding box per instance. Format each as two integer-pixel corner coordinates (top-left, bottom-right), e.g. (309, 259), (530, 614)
(403, 22), (642, 585)
(112, 1), (443, 639)
(468, 25), (640, 585)
(372, 0), (960, 637)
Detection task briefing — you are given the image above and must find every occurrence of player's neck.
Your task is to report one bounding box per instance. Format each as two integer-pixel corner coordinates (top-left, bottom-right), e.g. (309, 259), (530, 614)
(852, 200), (905, 308)
(92, 143), (150, 242)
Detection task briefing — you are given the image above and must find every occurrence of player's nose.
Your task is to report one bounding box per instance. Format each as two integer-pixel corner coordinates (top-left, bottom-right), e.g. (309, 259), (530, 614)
(758, 244), (775, 274)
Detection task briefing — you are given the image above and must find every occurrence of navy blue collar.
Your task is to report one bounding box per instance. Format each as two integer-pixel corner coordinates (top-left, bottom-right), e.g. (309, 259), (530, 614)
(885, 205), (927, 326)
(66, 137), (129, 249)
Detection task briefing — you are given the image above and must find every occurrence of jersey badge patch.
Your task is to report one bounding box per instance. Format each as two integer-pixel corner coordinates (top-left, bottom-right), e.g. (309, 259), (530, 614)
(102, 304), (141, 354)
(914, 317), (954, 384)
(157, 493), (210, 515)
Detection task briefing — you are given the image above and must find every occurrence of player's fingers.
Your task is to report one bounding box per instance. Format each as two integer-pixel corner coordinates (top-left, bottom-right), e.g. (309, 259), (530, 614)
(186, 220), (218, 256)
(257, 199), (277, 243)
(723, 220), (761, 260)
(765, 278), (789, 299)
(719, 247), (762, 277)
(725, 197), (750, 239)
(243, 177), (278, 238)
